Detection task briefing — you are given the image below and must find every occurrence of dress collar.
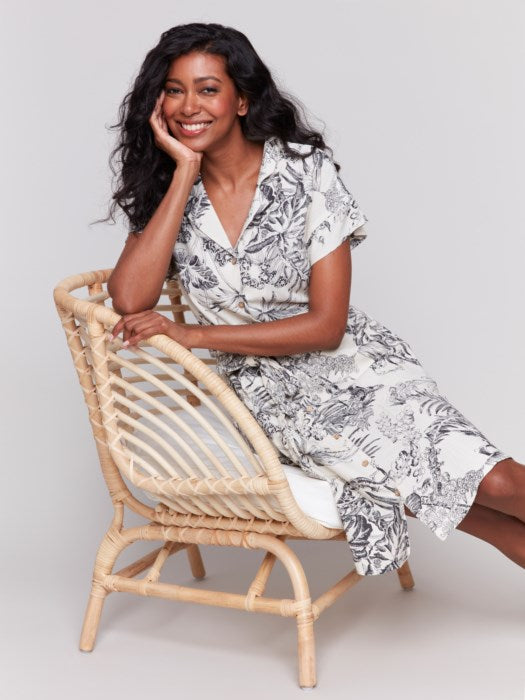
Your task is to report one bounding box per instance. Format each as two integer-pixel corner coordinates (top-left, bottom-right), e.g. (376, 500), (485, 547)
(187, 135), (285, 252)
(191, 134), (283, 192)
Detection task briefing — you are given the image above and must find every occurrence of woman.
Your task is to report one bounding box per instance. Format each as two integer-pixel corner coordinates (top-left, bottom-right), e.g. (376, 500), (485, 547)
(106, 22), (524, 576)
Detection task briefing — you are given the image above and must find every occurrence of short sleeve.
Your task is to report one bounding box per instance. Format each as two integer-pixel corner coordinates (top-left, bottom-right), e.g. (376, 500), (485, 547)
(305, 153), (368, 266)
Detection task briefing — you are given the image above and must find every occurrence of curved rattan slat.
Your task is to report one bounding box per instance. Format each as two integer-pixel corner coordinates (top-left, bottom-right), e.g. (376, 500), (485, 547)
(107, 347), (260, 476)
(55, 306), (157, 519)
(113, 392), (220, 478)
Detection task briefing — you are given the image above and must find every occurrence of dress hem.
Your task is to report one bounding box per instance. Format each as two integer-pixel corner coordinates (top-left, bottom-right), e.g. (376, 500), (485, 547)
(421, 448), (512, 542)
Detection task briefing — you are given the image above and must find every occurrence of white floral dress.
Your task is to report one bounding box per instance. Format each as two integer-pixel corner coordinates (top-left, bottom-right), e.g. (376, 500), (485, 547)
(166, 135), (511, 576)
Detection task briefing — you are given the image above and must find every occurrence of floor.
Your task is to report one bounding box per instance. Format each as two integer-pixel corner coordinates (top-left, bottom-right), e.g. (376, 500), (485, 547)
(3, 507), (524, 700)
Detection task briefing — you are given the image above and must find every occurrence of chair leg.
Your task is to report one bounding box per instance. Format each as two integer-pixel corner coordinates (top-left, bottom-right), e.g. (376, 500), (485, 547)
(79, 583), (109, 652)
(79, 509), (128, 652)
(251, 534), (317, 689)
(297, 605), (316, 690)
(186, 543), (206, 579)
(396, 559), (415, 590)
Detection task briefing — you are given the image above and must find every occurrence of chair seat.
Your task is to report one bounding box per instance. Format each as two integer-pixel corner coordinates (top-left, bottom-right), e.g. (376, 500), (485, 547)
(131, 402), (344, 530)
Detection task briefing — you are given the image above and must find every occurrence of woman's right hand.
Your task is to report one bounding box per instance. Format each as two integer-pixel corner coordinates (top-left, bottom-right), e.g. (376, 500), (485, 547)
(148, 90), (203, 173)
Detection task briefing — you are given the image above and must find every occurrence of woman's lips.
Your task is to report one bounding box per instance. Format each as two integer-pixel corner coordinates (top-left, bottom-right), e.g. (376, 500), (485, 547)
(177, 121), (213, 136)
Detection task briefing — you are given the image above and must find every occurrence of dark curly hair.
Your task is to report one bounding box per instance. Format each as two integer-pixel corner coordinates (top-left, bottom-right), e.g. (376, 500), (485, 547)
(98, 22), (338, 233)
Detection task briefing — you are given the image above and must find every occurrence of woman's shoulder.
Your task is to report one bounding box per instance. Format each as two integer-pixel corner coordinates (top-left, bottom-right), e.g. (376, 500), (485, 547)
(271, 136), (338, 190)
(273, 136), (331, 162)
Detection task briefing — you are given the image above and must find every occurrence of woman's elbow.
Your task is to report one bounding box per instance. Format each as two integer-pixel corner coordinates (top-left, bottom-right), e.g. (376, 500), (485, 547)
(107, 278), (159, 316)
(309, 308), (347, 351)
(110, 298), (130, 316)
(324, 334), (345, 351)
(106, 278), (125, 313)
(109, 293), (155, 316)
(322, 323), (347, 351)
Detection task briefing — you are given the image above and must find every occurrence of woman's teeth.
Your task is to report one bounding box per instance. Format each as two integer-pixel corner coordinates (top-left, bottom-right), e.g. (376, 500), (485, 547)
(178, 122), (212, 133)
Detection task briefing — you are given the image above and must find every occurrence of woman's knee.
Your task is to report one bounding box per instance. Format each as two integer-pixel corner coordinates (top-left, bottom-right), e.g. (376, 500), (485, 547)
(403, 459), (523, 516)
(475, 457), (522, 508)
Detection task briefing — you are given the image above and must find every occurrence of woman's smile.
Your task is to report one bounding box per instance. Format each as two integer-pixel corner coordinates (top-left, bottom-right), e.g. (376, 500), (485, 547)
(176, 120), (213, 136)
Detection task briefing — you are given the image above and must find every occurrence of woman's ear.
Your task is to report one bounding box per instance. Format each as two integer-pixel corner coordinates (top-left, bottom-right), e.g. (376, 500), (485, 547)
(237, 94), (249, 117)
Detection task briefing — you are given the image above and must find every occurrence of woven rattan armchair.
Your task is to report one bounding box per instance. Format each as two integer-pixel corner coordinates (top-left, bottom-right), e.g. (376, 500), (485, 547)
(53, 268), (415, 690)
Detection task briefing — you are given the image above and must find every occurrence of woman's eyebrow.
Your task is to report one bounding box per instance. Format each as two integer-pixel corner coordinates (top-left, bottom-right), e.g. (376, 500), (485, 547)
(165, 76), (223, 84)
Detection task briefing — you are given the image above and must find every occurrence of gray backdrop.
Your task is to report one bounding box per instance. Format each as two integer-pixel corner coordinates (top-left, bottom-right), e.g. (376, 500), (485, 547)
(1, 1), (523, 699)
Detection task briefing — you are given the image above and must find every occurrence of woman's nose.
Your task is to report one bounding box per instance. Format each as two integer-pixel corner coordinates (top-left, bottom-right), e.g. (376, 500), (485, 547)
(181, 92), (200, 115)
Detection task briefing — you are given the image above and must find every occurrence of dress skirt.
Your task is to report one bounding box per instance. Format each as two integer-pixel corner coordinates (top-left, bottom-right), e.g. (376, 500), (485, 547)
(220, 304), (512, 576)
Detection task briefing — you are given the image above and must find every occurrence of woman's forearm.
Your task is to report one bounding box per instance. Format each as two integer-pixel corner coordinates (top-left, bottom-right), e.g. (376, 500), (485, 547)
(185, 310), (344, 356)
(107, 164), (198, 314)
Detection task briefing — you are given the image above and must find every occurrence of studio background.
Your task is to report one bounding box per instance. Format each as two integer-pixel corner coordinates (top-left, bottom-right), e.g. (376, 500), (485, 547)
(1, 1), (523, 699)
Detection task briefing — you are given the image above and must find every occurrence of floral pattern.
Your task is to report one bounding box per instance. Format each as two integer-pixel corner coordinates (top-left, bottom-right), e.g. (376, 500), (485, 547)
(166, 135), (510, 576)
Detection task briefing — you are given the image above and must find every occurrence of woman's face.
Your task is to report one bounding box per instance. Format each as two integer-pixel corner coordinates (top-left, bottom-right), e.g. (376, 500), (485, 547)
(162, 51), (248, 149)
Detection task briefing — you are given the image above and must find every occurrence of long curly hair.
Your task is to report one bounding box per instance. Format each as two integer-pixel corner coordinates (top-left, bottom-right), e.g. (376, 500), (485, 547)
(99, 22), (337, 233)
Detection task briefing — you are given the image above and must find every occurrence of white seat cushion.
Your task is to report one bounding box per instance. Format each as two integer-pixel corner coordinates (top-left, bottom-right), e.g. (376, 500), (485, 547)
(129, 401), (343, 529)
(279, 463), (343, 528)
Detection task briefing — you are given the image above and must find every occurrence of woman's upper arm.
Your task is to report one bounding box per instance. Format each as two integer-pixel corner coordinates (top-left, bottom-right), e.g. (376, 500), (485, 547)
(107, 231), (144, 301)
(308, 235), (353, 347)
(303, 151), (368, 348)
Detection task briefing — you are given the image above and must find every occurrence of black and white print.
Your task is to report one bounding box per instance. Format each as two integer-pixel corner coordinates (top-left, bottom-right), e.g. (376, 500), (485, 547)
(167, 135), (510, 576)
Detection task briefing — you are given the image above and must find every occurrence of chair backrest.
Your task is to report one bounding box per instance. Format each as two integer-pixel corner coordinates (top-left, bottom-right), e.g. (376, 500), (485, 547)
(53, 269), (334, 538)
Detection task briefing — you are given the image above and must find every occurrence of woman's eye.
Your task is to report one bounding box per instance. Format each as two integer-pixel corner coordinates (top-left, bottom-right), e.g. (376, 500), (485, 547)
(164, 87), (218, 95)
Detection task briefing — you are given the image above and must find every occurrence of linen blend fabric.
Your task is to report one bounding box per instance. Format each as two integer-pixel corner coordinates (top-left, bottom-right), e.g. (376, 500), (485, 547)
(165, 135), (511, 576)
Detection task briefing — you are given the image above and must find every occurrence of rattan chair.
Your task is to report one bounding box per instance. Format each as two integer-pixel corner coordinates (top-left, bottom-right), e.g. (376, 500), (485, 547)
(53, 268), (415, 690)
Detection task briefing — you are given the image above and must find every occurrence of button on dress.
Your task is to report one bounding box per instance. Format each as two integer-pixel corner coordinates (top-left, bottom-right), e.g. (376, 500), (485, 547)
(166, 135), (511, 576)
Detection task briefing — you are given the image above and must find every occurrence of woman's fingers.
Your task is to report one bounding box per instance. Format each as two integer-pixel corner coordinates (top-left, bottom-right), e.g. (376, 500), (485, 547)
(110, 316), (189, 350)
(152, 91), (164, 114)
(158, 111), (169, 134)
(111, 310), (154, 339)
(148, 93), (165, 135)
(111, 321), (121, 338)
(123, 321), (164, 346)
(125, 320), (162, 343)
(111, 311), (168, 347)
(111, 317), (126, 338)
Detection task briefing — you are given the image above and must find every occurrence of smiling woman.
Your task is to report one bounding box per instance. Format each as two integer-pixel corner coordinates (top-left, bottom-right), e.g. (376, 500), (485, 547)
(100, 23), (328, 241)
(159, 51), (266, 248)
(99, 22), (525, 581)
(163, 58), (238, 139)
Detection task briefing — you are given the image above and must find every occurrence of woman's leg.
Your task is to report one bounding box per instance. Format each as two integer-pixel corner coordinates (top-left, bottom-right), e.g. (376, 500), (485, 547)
(403, 456), (525, 569)
(473, 457), (525, 522)
(404, 502), (525, 568)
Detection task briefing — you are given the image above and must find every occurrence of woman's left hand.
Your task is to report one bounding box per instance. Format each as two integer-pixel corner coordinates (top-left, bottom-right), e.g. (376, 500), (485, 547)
(110, 310), (195, 349)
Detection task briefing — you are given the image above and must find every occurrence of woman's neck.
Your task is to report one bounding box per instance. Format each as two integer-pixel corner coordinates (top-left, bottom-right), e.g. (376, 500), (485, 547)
(200, 130), (264, 191)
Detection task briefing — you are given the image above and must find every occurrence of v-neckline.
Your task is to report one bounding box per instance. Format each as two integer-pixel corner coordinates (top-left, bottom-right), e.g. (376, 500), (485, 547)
(199, 138), (270, 252)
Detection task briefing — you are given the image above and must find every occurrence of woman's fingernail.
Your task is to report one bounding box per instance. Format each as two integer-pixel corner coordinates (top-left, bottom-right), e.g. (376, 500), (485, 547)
(122, 340), (129, 347)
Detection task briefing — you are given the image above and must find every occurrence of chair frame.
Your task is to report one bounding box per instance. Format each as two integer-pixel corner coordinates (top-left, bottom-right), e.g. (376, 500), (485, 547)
(53, 268), (415, 690)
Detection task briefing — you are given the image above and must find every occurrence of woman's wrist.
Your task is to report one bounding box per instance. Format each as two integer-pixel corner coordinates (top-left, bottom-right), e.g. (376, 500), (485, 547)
(171, 161), (201, 187)
(166, 320), (203, 349)
(185, 323), (203, 349)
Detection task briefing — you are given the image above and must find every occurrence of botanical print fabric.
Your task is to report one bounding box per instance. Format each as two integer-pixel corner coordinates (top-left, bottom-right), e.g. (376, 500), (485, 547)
(167, 135), (510, 576)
